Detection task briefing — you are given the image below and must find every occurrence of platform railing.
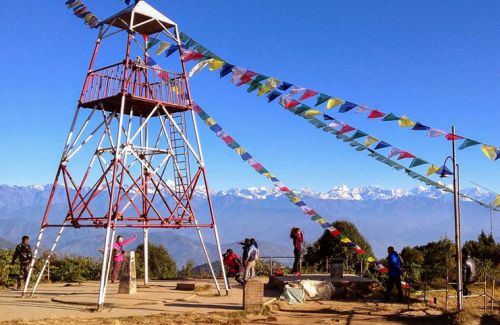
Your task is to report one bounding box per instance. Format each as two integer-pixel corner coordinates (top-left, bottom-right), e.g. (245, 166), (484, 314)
(80, 61), (188, 107)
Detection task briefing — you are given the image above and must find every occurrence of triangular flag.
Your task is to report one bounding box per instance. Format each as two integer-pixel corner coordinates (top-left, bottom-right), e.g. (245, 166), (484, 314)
(267, 90), (281, 103)
(326, 98), (344, 109)
(481, 144), (499, 161)
(209, 59), (225, 71)
(367, 110), (385, 119)
(277, 82), (293, 91)
(299, 89), (318, 101)
(323, 114), (334, 121)
(303, 109), (322, 117)
(458, 139), (481, 150)
(283, 98), (300, 109)
(382, 113), (400, 121)
(155, 41), (171, 55)
(397, 151), (416, 160)
(253, 74), (269, 83)
(295, 104), (311, 115)
(409, 158), (428, 168)
(493, 195), (500, 208)
(236, 70), (257, 86)
(388, 147), (402, 158)
(436, 165), (453, 177)
(246, 80), (262, 93)
(350, 130), (368, 140)
(315, 94), (331, 107)
(289, 86), (305, 95)
(412, 122), (431, 131)
(338, 101), (357, 113)
(427, 128), (446, 137)
(363, 136), (378, 147)
(374, 141), (391, 150)
(355, 105), (371, 113)
(339, 124), (355, 134)
(219, 63), (234, 78)
(146, 38), (160, 50)
(445, 133), (465, 141)
(398, 116), (416, 127)
(257, 84), (272, 96)
(426, 164), (440, 176)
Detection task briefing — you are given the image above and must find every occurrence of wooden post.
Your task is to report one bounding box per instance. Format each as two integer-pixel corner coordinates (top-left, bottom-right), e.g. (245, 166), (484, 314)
(243, 279), (263, 313)
(118, 251), (137, 294)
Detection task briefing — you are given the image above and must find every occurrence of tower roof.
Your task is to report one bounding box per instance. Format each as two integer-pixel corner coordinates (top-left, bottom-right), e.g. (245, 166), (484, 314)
(102, 0), (177, 35)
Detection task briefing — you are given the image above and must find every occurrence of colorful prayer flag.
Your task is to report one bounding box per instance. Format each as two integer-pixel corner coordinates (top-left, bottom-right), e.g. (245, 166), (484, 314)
(458, 139), (481, 150)
(299, 89), (318, 101)
(367, 110), (385, 119)
(382, 113), (399, 121)
(398, 116), (416, 128)
(426, 164), (440, 176)
(326, 98), (344, 109)
(338, 101), (357, 113)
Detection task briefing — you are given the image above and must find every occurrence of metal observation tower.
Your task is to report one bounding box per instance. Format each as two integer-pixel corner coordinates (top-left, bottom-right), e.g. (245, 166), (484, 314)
(23, 0), (229, 309)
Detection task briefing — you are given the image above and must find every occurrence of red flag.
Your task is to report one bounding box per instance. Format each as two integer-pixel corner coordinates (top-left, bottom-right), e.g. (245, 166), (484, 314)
(445, 133), (464, 141)
(285, 99), (300, 109)
(299, 89), (318, 101)
(397, 151), (416, 160)
(236, 71), (257, 86)
(367, 109), (386, 119)
(329, 229), (342, 237)
(182, 49), (204, 62)
(306, 210), (317, 216)
(339, 124), (355, 134)
(222, 135), (235, 144)
(355, 247), (366, 254)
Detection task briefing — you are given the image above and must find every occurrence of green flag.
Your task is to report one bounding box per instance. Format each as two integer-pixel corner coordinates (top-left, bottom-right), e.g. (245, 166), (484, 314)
(350, 130), (368, 140)
(458, 139), (481, 150)
(409, 157), (428, 168)
(253, 74), (269, 83)
(382, 113), (400, 121)
(315, 93), (331, 107)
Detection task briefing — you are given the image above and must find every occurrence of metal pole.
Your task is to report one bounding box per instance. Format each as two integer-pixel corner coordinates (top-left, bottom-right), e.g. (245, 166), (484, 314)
(212, 222), (230, 295)
(22, 227), (45, 296)
(102, 228), (116, 297)
(97, 225), (113, 309)
(194, 221), (222, 294)
(30, 223), (67, 296)
(143, 228), (149, 285)
(452, 126), (463, 311)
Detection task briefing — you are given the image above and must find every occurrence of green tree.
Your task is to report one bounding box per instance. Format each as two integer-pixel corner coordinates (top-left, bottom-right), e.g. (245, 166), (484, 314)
(303, 220), (373, 272)
(50, 256), (101, 283)
(135, 242), (177, 280)
(179, 259), (194, 279)
(414, 238), (455, 283)
(401, 246), (425, 283)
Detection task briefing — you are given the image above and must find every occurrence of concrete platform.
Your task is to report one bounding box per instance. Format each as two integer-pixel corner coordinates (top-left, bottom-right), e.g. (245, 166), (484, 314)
(268, 273), (376, 291)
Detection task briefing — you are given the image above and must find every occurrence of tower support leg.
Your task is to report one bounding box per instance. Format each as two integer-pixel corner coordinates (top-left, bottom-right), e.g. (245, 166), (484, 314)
(30, 223), (67, 297)
(22, 227), (46, 297)
(212, 222), (230, 295)
(143, 228), (149, 286)
(194, 221), (221, 294)
(97, 225), (113, 310)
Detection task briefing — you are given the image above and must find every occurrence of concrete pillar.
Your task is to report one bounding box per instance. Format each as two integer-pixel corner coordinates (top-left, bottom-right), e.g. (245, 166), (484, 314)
(118, 251), (137, 294)
(243, 279), (263, 313)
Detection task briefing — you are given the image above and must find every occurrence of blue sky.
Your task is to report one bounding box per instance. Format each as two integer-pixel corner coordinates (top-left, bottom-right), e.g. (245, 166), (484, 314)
(0, 0), (499, 194)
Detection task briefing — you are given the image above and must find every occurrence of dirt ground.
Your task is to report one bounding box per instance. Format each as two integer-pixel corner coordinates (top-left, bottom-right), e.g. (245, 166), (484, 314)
(0, 278), (498, 325)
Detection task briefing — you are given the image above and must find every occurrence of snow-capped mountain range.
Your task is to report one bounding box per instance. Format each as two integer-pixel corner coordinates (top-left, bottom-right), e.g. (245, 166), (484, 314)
(12, 183), (496, 202)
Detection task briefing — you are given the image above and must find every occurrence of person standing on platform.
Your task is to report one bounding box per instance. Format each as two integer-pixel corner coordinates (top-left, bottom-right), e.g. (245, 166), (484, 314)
(244, 239), (259, 280)
(290, 227), (304, 276)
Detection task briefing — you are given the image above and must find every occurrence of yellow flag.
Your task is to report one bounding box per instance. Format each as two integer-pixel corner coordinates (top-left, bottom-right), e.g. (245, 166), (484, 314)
(493, 195), (500, 207)
(263, 172), (274, 178)
(304, 109), (321, 117)
(317, 218), (327, 224)
(267, 78), (280, 89)
(366, 257), (376, 262)
(398, 115), (416, 127)
(209, 59), (224, 71)
(426, 164), (440, 176)
(326, 98), (344, 109)
(155, 41), (171, 55)
(481, 144), (497, 160)
(291, 196), (301, 203)
(257, 84), (272, 96)
(340, 237), (351, 243)
(205, 117), (216, 126)
(364, 136), (378, 147)
(235, 147), (246, 156)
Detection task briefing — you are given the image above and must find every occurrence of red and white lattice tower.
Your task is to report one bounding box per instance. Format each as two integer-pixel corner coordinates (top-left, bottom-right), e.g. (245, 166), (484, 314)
(23, 1), (229, 309)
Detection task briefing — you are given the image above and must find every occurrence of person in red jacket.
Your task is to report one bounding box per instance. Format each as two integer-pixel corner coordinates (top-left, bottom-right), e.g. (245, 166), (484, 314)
(223, 249), (244, 287)
(290, 227), (304, 275)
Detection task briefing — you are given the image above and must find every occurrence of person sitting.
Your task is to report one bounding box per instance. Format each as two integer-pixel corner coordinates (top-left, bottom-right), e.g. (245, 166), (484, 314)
(223, 249), (244, 287)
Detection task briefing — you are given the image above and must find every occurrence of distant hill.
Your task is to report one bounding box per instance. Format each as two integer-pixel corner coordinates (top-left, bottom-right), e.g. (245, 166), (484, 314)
(0, 236), (15, 249)
(0, 184), (497, 265)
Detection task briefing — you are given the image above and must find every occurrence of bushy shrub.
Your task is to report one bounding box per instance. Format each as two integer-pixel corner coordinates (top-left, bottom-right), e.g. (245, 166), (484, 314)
(136, 242), (177, 280)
